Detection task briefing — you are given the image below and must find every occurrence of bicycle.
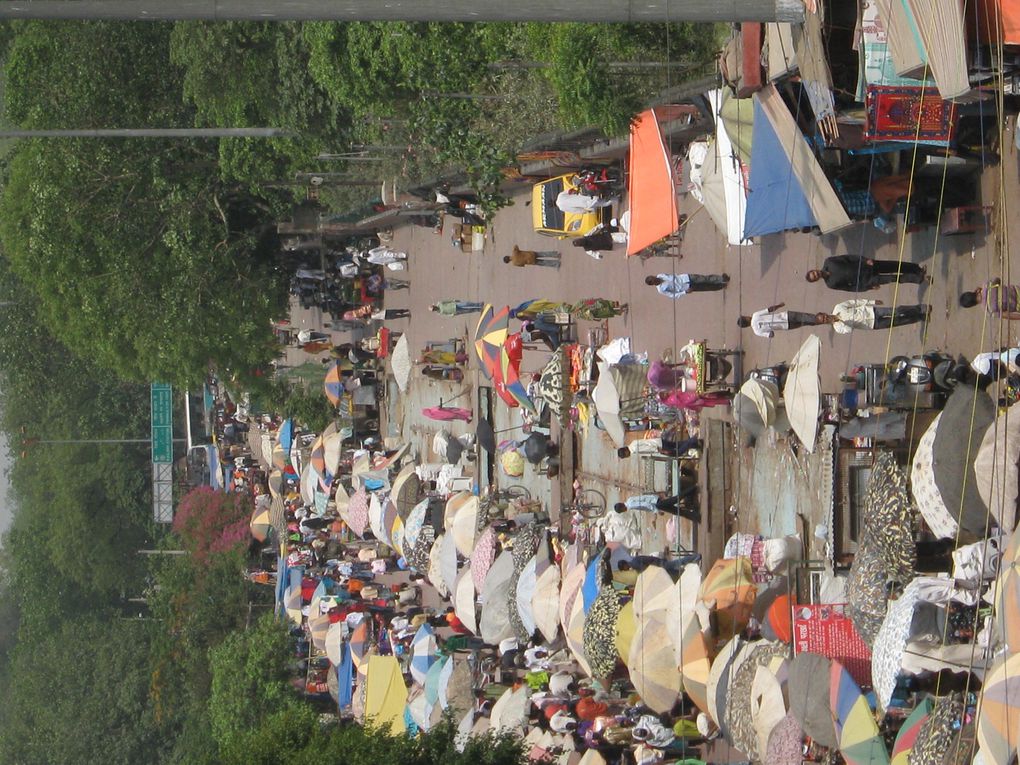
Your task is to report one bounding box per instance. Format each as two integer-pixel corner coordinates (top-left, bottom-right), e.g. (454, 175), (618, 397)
(479, 484), (532, 517)
(561, 488), (607, 520)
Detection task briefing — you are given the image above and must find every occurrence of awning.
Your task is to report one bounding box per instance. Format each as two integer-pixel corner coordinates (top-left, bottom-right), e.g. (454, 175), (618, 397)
(626, 108), (679, 256)
(743, 85), (850, 239)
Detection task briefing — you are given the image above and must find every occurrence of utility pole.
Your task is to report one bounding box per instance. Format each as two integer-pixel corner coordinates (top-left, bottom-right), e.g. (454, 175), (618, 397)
(0, 128), (293, 139)
(0, 0), (804, 23)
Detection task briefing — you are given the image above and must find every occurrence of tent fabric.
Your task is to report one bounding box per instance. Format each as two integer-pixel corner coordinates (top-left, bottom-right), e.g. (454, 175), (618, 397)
(743, 85), (850, 239)
(626, 109), (679, 256)
(364, 655), (408, 735)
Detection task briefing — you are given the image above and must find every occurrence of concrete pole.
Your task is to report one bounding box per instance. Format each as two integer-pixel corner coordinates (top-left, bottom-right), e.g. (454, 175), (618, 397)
(0, 0), (804, 23)
(0, 128), (293, 138)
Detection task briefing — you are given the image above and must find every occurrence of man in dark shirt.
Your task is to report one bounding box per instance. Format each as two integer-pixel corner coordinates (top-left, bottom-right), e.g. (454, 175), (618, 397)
(805, 255), (927, 291)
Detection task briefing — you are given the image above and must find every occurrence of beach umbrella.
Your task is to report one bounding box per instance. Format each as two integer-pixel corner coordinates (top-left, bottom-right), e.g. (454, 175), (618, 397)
(699, 557), (757, 627)
(325, 621), (346, 666)
(441, 531), (460, 596)
(423, 656), (445, 707)
(410, 625), (439, 686)
(369, 492), (391, 547)
(324, 361), (345, 406)
(471, 527), (498, 591)
(499, 450), (525, 477)
(480, 550), (516, 644)
(766, 712), (805, 765)
(522, 432), (553, 465)
(489, 685), (529, 733)
(512, 298), (564, 319)
(267, 468), (284, 498)
(678, 615), (713, 714)
(406, 688), (436, 731)
(444, 490), (474, 527)
(450, 494), (481, 557)
(872, 577), (937, 713)
(632, 565), (678, 620)
(390, 334), (413, 393)
(347, 487), (370, 537)
(389, 463), (421, 518)
(536, 350), (571, 420)
(439, 659), (474, 715)
(975, 405), (1020, 531)
(667, 563), (705, 662)
(787, 652), (838, 748)
(533, 556), (561, 643)
(475, 418), (497, 453)
(403, 499), (430, 551)
(592, 360), (646, 447)
(559, 561), (587, 632)
(627, 614), (682, 713)
(977, 651), (1020, 764)
(284, 582), (303, 625)
(454, 566), (478, 635)
(516, 554), (539, 638)
(910, 413), (957, 539)
(583, 587), (621, 678)
(845, 543), (892, 647)
(250, 506), (274, 542)
(473, 304), (510, 379)
(750, 664), (788, 760)
(861, 453), (916, 582)
(706, 637), (752, 735)
(626, 109), (680, 255)
(890, 698), (933, 765)
(565, 591), (593, 677)
(763, 594), (793, 644)
(733, 376), (779, 438)
(364, 655), (408, 736)
(494, 333), (537, 412)
(991, 525), (1020, 652)
(300, 460), (319, 505)
(783, 334), (821, 453)
(931, 384), (995, 537)
(427, 535), (449, 597)
(248, 426), (270, 468)
(830, 661), (889, 765)
(615, 600), (637, 662)
(308, 612), (332, 651)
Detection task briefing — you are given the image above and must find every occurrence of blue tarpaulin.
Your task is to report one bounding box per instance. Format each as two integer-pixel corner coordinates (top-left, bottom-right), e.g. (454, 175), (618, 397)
(743, 97), (816, 238)
(337, 644), (354, 709)
(582, 550), (604, 613)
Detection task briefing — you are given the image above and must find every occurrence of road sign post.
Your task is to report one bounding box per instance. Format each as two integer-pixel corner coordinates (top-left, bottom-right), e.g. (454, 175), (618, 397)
(150, 383), (174, 522)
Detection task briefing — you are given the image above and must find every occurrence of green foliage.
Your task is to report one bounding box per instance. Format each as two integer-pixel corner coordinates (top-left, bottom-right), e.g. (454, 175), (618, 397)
(253, 376), (337, 433)
(219, 710), (526, 765)
(208, 613), (300, 750)
(0, 617), (166, 765)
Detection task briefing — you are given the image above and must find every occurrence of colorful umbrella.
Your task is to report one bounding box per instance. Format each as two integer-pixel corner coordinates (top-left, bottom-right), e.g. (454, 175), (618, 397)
(977, 652), (1020, 765)
(500, 449), (525, 477)
(324, 361), (345, 406)
(410, 625), (439, 686)
(473, 304), (510, 379)
(681, 616), (714, 718)
(250, 506), (274, 542)
(471, 526), (498, 591)
(627, 614), (682, 713)
(536, 350), (571, 420)
(766, 712), (805, 765)
(830, 661), (889, 765)
(890, 698), (933, 765)
(347, 486), (370, 537)
(615, 600), (637, 662)
(699, 557), (757, 629)
(493, 333), (537, 412)
(453, 566), (478, 635)
(992, 524), (1020, 653)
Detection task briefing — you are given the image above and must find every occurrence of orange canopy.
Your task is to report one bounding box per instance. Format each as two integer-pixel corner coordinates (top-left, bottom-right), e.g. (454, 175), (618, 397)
(626, 108), (679, 256)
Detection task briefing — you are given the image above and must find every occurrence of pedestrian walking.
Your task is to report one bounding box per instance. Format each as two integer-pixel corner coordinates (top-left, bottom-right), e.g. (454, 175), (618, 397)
(817, 300), (930, 333)
(297, 329), (331, 344)
(370, 308), (411, 321)
(504, 246), (560, 269)
(645, 272), (729, 298)
(429, 300), (486, 316)
(805, 255), (928, 291)
(737, 303), (822, 338)
(959, 277), (1020, 318)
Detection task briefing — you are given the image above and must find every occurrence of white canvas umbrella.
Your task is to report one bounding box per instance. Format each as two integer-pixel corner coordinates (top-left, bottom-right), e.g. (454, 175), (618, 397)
(783, 335), (821, 453)
(390, 334), (413, 393)
(515, 554), (539, 638)
(454, 565), (478, 635)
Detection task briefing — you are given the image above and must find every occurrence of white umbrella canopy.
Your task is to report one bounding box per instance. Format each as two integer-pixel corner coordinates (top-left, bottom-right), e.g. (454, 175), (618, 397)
(559, 561), (588, 632)
(441, 531), (460, 596)
(750, 664), (787, 760)
(369, 492), (392, 548)
(428, 534), (450, 597)
(515, 554), (540, 638)
(910, 413), (958, 539)
(666, 563), (705, 663)
(783, 334), (821, 453)
(489, 685), (530, 733)
(391, 334), (413, 393)
(627, 613), (683, 714)
(450, 494), (481, 557)
(565, 593), (593, 677)
(631, 565), (678, 621)
(325, 621), (346, 666)
(480, 551), (516, 644)
(975, 405), (1020, 531)
(592, 361), (646, 447)
(533, 556), (562, 643)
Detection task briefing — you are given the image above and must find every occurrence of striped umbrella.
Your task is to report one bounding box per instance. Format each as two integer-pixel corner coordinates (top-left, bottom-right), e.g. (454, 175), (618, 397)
(977, 652), (1020, 765)
(890, 698), (933, 765)
(473, 304), (510, 379)
(565, 593), (593, 677)
(559, 562), (587, 632)
(699, 557), (757, 629)
(308, 612), (332, 651)
(347, 486), (370, 537)
(410, 625), (439, 686)
(323, 361), (345, 406)
(829, 661), (889, 765)
(991, 525), (1020, 653)
(627, 613), (682, 713)
(424, 656), (446, 707)
(250, 506), (274, 542)
(325, 621), (345, 666)
(632, 565), (677, 620)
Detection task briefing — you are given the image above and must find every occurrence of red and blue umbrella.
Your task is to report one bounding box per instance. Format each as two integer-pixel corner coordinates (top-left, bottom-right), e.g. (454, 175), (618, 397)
(324, 361), (344, 406)
(890, 698), (932, 765)
(473, 304), (509, 379)
(493, 333), (537, 412)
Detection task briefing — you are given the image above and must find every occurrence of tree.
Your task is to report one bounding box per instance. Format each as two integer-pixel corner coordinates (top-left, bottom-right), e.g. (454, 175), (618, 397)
(173, 486), (252, 564)
(0, 617), (166, 765)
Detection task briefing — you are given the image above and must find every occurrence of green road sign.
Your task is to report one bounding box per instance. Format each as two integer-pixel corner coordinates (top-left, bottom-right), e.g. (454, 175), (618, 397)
(150, 383), (174, 463)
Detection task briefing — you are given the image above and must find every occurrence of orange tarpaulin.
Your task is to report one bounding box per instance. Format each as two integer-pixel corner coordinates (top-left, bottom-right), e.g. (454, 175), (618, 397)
(975, 0), (1020, 44)
(626, 109), (679, 256)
